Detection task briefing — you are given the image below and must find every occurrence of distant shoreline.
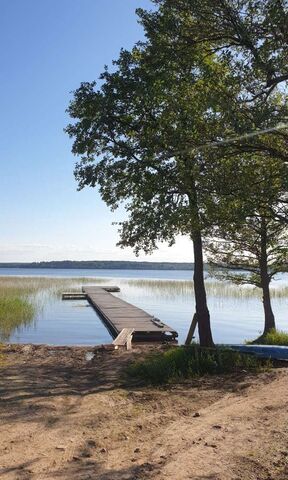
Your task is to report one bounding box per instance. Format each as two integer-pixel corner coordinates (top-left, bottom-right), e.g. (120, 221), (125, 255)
(0, 260), (195, 271)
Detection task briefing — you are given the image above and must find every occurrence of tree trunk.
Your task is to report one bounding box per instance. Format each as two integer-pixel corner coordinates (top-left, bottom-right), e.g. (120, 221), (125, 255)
(185, 231), (214, 347)
(262, 278), (275, 334)
(260, 219), (276, 334)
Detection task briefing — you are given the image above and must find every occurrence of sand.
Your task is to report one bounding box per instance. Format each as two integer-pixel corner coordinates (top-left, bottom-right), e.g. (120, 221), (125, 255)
(0, 344), (287, 480)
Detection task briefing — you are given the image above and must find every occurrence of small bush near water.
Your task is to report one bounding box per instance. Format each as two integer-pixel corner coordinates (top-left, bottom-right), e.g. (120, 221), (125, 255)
(249, 329), (288, 346)
(128, 345), (268, 385)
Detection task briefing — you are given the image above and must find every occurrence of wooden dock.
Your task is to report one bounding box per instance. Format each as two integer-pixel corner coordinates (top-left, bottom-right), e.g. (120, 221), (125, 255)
(82, 286), (178, 343)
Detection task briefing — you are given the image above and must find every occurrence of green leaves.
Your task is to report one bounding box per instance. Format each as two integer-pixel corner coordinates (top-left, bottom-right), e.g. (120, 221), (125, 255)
(66, 0), (287, 262)
(150, 0), (288, 98)
(66, 8), (236, 252)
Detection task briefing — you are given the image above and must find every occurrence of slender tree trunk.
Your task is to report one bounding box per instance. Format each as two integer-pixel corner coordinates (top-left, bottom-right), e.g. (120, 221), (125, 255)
(185, 230), (214, 347)
(260, 219), (276, 334)
(262, 278), (275, 334)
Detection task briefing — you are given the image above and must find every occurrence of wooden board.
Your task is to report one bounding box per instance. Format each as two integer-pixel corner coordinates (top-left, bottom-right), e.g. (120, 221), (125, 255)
(82, 286), (120, 293)
(62, 293), (87, 300)
(113, 328), (134, 350)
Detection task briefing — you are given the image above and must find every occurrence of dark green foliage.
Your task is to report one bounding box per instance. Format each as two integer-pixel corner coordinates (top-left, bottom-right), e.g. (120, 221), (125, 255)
(128, 345), (265, 384)
(139, 1), (288, 164)
(145, 0), (288, 100)
(0, 260), (194, 270)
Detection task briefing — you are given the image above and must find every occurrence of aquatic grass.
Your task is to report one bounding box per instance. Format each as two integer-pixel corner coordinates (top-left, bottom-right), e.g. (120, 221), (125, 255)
(124, 278), (288, 299)
(0, 297), (36, 341)
(0, 275), (109, 294)
(0, 276), (110, 341)
(248, 329), (288, 346)
(128, 345), (267, 385)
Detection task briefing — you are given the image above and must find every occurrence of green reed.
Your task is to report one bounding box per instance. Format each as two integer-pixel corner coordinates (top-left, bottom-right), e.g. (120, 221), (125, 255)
(124, 278), (288, 299)
(0, 276), (108, 341)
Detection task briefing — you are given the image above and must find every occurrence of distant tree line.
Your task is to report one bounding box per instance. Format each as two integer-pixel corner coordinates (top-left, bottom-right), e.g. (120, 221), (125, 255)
(66, 0), (288, 346)
(0, 261), (195, 270)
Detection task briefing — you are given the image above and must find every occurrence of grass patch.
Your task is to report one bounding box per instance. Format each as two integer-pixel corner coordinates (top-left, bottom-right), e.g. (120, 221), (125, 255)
(128, 345), (268, 385)
(249, 329), (288, 346)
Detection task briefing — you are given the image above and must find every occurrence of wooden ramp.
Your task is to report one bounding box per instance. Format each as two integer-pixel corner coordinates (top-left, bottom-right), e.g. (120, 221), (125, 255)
(83, 286), (178, 343)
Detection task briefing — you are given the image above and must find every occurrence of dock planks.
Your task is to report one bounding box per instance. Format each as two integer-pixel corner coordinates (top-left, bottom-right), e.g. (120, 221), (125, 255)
(82, 286), (178, 342)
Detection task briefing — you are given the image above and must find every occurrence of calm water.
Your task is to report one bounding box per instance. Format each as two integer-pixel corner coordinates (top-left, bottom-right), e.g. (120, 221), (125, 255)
(1, 268), (288, 345)
(0, 267), (194, 280)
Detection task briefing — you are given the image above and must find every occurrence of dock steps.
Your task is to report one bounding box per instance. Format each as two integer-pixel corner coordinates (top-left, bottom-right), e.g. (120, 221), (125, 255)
(113, 328), (134, 350)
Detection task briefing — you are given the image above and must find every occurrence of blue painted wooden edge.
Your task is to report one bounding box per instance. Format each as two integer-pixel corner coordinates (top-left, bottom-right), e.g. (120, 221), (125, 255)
(223, 344), (288, 361)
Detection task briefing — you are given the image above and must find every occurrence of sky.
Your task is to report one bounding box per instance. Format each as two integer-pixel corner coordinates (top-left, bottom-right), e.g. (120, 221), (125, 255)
(0, 0), (193, 263)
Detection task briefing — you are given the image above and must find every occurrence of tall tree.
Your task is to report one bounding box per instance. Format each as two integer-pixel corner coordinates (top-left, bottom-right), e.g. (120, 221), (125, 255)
(66, 14), (242, 346)
(206, 156), (288, 336)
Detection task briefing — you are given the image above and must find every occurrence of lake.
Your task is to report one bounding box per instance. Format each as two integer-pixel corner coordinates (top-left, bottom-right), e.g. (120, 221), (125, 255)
(1, 268), (287, 345)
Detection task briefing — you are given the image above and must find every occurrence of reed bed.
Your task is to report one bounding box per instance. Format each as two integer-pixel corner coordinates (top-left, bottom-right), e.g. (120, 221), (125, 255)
(0, 276), (108, 341)
(124, 278), (288, 299)
(0, 275), (108, 295)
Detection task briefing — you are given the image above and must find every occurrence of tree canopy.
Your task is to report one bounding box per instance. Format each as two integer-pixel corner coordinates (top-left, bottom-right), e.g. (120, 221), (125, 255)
(138, 1), (288, 165)
(142, 0), (288, 98)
